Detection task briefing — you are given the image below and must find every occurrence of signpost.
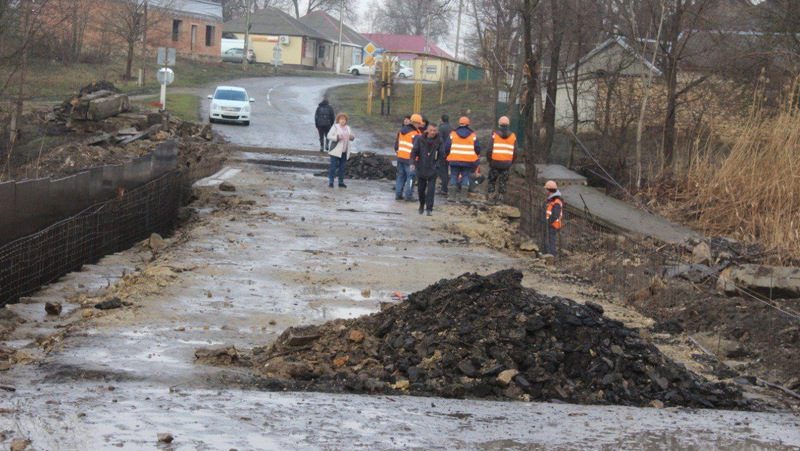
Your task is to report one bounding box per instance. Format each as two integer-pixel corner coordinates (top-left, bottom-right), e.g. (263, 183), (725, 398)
(272, 43), (283, 73)
(364, 43), (377, 115)
(156, 47), (176, 111)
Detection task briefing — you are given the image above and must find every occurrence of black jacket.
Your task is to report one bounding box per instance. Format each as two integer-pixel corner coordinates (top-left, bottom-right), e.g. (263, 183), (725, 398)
(410, 134), (442, 179)
(487, 127), (517, 170)
(314, 100), (335, 128)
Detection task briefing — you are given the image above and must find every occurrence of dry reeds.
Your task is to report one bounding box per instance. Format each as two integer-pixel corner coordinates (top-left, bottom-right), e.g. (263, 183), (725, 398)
(685, 82), (800, 262)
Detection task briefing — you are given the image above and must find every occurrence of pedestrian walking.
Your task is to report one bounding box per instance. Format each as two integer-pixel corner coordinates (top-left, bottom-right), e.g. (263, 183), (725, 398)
(437, 114), (452, 196)
(445, 116), (480, 201)
(326, 113), (355, 188)
(486, 116), (517, 204)
(543, 180), (563, 256)
(314, 96), (335, 152)
(394, 113), (423, 201)
(410, 123), (443, 216)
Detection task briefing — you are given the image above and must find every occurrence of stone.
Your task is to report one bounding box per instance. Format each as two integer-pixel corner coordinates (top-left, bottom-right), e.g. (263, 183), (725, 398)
(718, 264), (800, 298)
(519, 240), (539, 253)
(457, 359), (479, 378)
(348, 330), (365, 343)
(649, 399), (665, 409)
(392, 379), (410, 390)
(195, 346), (239, 365)
(10, 438), (30, 451)
(219, 181), (237, 192)
(333, 355), (350, 368)
(361, 289), (371, 298)
(494, 205), (521, 219)
(148, 233), (166, 251)
(691, 242), (712, 265)
(94, 297), (123, 310)
(81, 309), (94, 319)
(45, 302), (62, 316)
(542, 254), (555, 265)
(285, 332), (320, 347)
(497, 369), (519, 386)
(157, 433), (174, 444)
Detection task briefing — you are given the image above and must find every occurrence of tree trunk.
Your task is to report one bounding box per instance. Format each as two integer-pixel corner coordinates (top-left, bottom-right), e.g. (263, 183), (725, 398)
(568, 28), (583, 168)
(542, 0), (564, 162)
(124, 39), (135, 80)
(660, 0), (684, 172)
(521, 0), (541, 238)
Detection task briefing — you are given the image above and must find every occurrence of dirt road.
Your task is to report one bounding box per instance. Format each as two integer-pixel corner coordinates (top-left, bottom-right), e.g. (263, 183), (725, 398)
(1, 160), (799, 449)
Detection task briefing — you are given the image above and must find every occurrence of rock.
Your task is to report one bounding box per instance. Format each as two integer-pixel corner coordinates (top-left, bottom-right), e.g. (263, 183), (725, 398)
(94, 297), (123, 310)
(10, 438), (30, 451)
(691, 242), (712, 265)
(45, 302), (62, 316)
(542, 254), (555, 265)
(719, 264), (800, 298)
(457, 359), (479, 378)
(219, 181), (237, 192)
(81, 309), (94, 319)
(649, 399), (665, 409)
(157, 433), (174, 443)
(519, 240), (539, 253)
(148, 233), (166, 251)
(494, 205), (521, 220)
(584, 302), (604, 315)
(392, 379), (410, 390)
(348, 330), (365, 343)
(361, 289), (371, 298)
(497, 369), (519, 386)
(284, 330), (320, 347)
(333, 355), (350, 368)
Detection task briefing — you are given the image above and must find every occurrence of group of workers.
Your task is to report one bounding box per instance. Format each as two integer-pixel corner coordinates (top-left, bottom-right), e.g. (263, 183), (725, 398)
(314, 99), (563, 256)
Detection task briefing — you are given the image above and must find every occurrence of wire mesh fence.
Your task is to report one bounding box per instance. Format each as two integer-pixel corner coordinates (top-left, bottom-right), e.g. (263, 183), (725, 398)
(0, 171), (182, 307)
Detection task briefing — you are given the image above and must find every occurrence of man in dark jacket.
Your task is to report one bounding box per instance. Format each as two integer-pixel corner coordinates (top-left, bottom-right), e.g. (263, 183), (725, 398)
(314, 97), (335, 152)
(410, 123), (442, 216)
(437, 114), (452, 196)
(444, 116), (481, 202)
(486, 115), (517, 204)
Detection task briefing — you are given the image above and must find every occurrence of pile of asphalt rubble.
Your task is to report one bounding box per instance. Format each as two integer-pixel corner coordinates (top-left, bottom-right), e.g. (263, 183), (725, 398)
(240, 270), (747, 408)
(316, 152), (396, 180)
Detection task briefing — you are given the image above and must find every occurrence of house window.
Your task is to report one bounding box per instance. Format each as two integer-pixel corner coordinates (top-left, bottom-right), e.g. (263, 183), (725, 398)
(426, 65), (437, 74)
(205, 25), (215, 47)
(172, 20), (182, 42)
(352, 50), (360, 65)
(318, 45), (326, 59)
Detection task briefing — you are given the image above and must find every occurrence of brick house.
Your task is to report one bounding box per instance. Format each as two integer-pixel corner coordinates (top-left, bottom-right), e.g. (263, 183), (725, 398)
(148, 0), (223, 60)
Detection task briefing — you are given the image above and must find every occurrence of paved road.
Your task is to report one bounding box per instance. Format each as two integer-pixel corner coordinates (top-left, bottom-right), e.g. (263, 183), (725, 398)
(198, 76), (383, 153)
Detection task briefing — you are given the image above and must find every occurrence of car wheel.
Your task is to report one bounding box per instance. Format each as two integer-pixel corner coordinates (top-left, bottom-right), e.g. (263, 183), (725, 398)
(209, 118), (216, 124)
(399, 73), (407, 79)
(243, 121), (250, 126)
(351, 69), (359, 76)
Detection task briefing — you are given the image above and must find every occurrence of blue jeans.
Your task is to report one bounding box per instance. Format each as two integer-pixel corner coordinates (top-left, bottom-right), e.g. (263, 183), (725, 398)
(395, 162), (415, 199)
(329, 155), (346, 185)
(449, 165), (472, 190)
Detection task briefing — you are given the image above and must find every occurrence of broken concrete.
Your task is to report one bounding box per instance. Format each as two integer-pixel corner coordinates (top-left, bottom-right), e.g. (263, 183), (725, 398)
(718, 264), (800, 298)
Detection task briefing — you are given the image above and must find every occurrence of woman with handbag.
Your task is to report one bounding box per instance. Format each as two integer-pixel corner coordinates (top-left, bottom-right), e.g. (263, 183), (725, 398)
(326, 113), (355, 188)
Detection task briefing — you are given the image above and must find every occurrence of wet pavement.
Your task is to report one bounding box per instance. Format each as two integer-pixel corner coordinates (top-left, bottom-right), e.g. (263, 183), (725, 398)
(1, 160), (799, 449)
(198, 76), (383, 153)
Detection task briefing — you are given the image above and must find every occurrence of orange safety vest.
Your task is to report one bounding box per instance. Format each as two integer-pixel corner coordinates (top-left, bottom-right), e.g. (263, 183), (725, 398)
(546, 198), (564, 230)
(491, 132), (516, 162)
(396, 129), (420, 160)
(447, 131), (479, 163)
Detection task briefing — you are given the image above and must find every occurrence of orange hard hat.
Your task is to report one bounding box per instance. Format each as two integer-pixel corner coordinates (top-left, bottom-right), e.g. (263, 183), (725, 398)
(544, 180), (558, 190)
(410, 113), (423, 124)
(458, 116), (470, 126)
(498, 116), (510, 126)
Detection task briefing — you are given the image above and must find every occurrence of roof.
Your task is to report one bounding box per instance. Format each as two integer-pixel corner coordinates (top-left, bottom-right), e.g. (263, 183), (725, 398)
(361, 33), (452, 60)
(565, 36), (663, 77)
(149, 0), (223, 21)
(224, 7), (329, 41)
(298, 11), (369, 47)
(215, 86), (247, 91)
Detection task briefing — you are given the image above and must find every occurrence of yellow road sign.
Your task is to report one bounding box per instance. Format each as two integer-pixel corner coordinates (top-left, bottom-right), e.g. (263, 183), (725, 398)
(365, 55), (375, 66)
(365, 43), (377, 55)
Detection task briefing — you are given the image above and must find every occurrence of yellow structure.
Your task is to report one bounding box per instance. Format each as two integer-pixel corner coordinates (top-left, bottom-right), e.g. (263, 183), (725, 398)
(408, 58), (458, 82)
(233, 33), (316, 67)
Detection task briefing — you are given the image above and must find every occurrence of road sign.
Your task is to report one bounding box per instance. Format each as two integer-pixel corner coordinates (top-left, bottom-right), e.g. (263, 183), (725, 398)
(365, 55), (375, 66)
(157, 68), (175, 86)
(364, 42), (377, 55)
(157, 47), (176, 66)
(272, 43), (283, 67)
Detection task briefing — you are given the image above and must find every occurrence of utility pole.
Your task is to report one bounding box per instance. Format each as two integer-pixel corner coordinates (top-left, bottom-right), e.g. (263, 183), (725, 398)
(242, 0), (251, 72)
(454, 0), (463, 59)
(140, 0), (149, 87)
(335, 0), (344, 73)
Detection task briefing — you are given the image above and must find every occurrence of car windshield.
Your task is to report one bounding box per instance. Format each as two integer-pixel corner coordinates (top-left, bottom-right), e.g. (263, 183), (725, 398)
(228, 49), (242, 54)
(215, 90), (247, 101)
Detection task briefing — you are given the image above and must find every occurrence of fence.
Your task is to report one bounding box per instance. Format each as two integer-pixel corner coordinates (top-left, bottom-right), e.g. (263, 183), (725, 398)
(0, 140), (179, 246)
(0, 170), (183, 306)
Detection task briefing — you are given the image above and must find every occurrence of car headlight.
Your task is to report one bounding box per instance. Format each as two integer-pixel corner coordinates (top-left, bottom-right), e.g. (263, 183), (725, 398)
(242, 105), (250, 113)
(211, 102), (220, 111)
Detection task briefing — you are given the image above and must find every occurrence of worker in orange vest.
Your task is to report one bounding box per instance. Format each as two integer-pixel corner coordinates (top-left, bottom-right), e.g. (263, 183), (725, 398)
(394, 113), (423, 201)
(543, 180), (563, 257)
(444, 116), (481, 202)
(486, 116), (517, 204)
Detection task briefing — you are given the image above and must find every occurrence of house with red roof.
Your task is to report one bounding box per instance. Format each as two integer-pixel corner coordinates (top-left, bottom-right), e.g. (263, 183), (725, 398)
(361, 33), (458, 82)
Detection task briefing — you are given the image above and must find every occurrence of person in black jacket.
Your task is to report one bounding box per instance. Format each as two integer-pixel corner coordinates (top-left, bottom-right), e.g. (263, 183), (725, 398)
(437, 114), (452, 196)
(410, 123), (442, 216)
(314, 97), (335, 152)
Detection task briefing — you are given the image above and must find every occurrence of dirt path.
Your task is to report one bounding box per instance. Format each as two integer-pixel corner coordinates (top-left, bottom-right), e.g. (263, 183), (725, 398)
(1, 160), (798, 449)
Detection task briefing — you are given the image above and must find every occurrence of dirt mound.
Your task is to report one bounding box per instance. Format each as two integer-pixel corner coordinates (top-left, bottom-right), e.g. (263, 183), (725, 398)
(343, 152), (396, 180)
(245, 270), (746, 408)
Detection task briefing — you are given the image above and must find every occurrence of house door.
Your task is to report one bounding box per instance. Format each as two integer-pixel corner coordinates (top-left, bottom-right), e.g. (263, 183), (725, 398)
(191, 25), (198, 52)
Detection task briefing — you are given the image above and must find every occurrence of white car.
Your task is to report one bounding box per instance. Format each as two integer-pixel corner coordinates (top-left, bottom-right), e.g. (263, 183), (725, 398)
(397, 67), (414, 79)
(348, 63), (374, 76)
(207, 86), (254, 126)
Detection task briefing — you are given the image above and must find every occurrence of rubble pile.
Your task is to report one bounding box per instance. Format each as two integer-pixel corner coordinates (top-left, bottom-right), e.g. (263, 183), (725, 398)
(344, 152), (396, 180)
(246, 270), (746, 408)
(53, 81), (129, 123)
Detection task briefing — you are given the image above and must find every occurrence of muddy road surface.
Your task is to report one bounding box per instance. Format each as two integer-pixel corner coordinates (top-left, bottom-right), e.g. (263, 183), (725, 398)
(1, 159), (799, 449)
(198, 77), (382, 153)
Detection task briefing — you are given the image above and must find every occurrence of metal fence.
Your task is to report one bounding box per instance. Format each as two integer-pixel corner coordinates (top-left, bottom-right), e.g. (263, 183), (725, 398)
(0, 170), (182, 306)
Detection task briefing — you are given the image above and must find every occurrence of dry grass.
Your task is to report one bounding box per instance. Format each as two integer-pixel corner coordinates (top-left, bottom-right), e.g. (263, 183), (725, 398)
(685, 84), (800, 262)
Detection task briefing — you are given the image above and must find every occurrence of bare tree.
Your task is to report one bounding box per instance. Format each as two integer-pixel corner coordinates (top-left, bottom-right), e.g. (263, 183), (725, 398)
(369, 0), (454, 41)
(101, 0), (148, 80)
